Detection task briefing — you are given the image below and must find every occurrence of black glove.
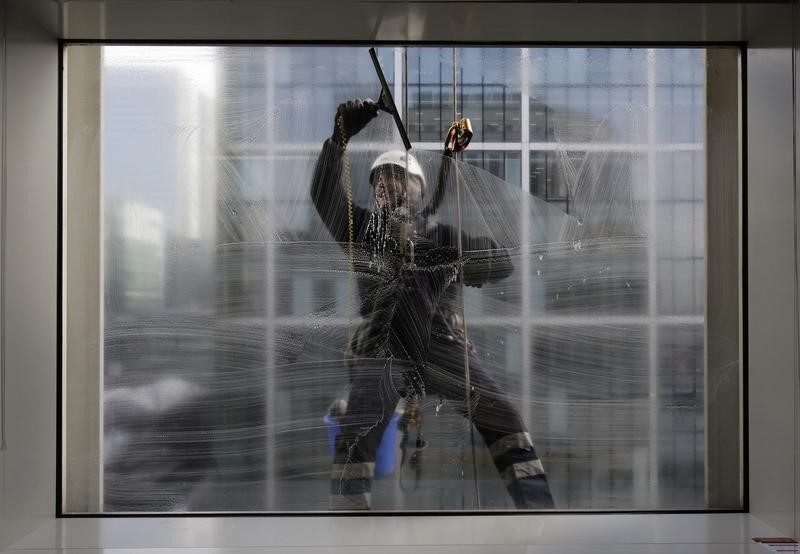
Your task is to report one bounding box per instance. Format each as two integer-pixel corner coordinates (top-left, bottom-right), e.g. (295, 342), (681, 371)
(331, 98), (379, 146)
(381, 210), (414, 251)
(379, 212), (461, 267)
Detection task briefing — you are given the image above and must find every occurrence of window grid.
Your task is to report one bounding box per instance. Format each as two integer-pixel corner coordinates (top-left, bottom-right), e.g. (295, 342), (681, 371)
(259, 46), (705, 507)
(92, 46), (709, 510)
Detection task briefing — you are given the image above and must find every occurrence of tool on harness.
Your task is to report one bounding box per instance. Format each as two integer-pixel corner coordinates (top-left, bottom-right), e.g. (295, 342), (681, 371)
(444, 118), (473, 154)
(420, 117), (473, 219)
(398, 396), (427, 492)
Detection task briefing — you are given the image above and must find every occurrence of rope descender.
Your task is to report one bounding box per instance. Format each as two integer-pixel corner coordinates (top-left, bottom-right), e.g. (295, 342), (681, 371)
(444, 118), (474, 153)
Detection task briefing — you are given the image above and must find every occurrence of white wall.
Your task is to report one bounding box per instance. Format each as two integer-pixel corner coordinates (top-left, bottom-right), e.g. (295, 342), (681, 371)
(0, 1), (58, 550)
(747, 44), (797, 536)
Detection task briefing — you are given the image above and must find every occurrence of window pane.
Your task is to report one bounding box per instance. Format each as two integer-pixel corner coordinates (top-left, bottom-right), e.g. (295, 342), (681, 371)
(64, 45), (741, 513)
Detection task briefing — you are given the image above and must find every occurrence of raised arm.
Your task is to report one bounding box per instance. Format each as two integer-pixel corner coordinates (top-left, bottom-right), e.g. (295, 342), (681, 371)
(310, 139), (357, 243)
(309, 99), (379, 243)
(460, 233), (514, 286)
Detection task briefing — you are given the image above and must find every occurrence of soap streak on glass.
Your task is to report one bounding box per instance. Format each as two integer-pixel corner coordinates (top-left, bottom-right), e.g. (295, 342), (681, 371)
(61, 45), (734, 512)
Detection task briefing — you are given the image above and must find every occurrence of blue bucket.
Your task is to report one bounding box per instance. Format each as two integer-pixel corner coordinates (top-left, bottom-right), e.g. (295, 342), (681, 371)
(323, 411), (401, 477)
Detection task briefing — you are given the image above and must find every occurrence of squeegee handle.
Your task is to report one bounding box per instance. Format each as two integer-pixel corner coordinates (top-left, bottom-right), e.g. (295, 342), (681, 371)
(369, 47), (412, 151)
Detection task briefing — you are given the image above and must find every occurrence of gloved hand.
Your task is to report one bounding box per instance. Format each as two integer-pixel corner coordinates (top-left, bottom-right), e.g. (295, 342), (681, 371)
(400, 227), (460, 268)
(383, 211), (415, 250)
(376, 211), (460, 268)
(331, 98), (379, 147)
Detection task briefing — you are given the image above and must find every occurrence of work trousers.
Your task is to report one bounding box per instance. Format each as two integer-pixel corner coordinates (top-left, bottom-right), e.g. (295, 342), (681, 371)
(329, 328), (555, 510)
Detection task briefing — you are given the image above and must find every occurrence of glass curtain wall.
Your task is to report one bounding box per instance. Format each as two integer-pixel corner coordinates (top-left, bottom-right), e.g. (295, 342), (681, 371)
(62, 45), (741, 512)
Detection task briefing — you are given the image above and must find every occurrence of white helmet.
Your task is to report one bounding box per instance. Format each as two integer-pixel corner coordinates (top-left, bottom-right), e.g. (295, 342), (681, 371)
(369, 151), (426, 199)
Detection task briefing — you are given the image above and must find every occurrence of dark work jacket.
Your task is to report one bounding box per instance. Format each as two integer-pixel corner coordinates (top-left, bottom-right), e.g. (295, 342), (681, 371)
(310, 139), (514, 368)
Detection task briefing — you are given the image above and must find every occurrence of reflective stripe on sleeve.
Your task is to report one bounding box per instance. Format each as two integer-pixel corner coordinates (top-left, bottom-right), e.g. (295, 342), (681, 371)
(500, 459), (546, 484)
(489, 431), (534, 461)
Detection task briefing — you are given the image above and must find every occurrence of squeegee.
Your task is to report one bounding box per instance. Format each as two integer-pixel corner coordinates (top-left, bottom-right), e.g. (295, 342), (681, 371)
(369, 47), (412, 151)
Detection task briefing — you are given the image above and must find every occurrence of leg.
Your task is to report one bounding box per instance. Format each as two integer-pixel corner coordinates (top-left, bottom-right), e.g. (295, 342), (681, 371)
(426, 331), (555, 509)
(330, 360), (402, 510)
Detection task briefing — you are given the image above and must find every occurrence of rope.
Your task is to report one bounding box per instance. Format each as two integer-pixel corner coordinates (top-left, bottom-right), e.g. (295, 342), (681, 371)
(451, 47), (481, 509)
(339, 115), (355, 360)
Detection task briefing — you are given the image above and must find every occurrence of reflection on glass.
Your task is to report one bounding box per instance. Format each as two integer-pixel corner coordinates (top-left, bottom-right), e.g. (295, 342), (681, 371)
(63, 45), (739, 513)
